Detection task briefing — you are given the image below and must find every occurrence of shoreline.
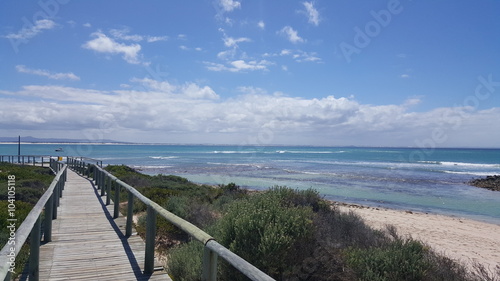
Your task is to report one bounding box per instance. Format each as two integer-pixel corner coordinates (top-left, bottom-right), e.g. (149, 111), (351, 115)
(334, 202), (500, 272)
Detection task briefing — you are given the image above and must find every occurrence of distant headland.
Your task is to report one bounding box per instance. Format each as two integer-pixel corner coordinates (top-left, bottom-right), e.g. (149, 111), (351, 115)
(0, 136), (126, 144)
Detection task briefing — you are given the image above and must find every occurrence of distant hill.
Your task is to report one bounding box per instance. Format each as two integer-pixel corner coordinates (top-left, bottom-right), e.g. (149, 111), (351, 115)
(0, 136), (126, 143)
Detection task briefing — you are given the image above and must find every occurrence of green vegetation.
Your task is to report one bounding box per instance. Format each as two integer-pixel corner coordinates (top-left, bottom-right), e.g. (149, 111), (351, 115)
(0, 162), (54, 277)
(104, 165), (499, 281)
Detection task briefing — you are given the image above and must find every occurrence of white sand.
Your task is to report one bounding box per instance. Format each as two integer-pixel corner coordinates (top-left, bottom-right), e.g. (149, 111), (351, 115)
(336, 204), (500, 272)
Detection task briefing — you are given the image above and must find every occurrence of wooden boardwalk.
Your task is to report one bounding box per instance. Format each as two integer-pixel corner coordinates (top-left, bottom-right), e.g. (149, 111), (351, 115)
(32, 169), (171, 281)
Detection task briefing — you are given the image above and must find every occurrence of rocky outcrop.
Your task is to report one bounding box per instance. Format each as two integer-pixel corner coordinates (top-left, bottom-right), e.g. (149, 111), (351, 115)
(468, 175), (500, 191)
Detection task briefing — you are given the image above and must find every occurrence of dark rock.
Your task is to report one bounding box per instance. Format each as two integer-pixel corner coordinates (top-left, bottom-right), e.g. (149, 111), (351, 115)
(468, 175), (500, 191)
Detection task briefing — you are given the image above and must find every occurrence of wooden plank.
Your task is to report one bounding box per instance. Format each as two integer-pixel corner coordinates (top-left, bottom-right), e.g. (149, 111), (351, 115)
(22, 169), (172, 281)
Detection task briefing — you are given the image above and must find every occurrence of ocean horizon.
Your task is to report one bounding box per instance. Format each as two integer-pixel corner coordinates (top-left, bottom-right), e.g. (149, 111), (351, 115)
(1, 143), (499, 224)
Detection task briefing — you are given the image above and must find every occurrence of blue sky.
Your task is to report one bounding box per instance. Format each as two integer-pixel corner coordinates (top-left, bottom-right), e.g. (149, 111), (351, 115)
(1, 0), (499, 147)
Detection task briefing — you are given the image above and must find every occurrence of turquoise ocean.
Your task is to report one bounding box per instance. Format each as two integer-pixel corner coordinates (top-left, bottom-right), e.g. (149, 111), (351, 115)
(1, 143), (499, 224)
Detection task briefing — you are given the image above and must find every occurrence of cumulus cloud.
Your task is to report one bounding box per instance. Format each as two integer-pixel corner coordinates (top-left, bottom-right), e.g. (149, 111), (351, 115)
(2, 83), (499, 146)
(131, 77), (220, 100)
(5, 19), (56, 40)
(223, 35), (251, 47)
(215, 0), (241, 23)
(82, 31), (143, 64)
(278, 26), (305, 44)
(205, 60), (272, 72)
(219, 0), (241, 12)
(302, 2), (320, 26)
(16, 65), (80, 81)
(258, 21), (265, 30)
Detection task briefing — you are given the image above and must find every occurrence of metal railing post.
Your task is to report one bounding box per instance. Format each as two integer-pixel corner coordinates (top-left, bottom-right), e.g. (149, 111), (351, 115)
(44, 194), (54, 242)
(52, 188), (58, 220)
(106, 179), (112, 206)
(28, 217), (41, 281)
(202, 247), (218, 281)
(94, 166), (99, 186)
(113, 183), (120, 219)
(55, 180), (60, 207)
(126, 191), (134, 237)
(58, 180), (63, 198)
(101, 173), (106, 196)
(144, 206), (156, 274)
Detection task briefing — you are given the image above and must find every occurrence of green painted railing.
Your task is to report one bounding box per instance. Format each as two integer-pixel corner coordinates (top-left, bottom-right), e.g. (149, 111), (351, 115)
(68, 157), (275, 281)
(0, 157), (67, 281)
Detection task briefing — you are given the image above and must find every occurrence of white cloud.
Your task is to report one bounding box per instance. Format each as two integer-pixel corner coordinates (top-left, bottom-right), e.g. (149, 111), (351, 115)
(147, 36), (168, 42)
(270, 49), (322, 63)
(223, 35), (252, 47)
(5, 19), (56, 40)
(302, 2), (320, 26)
(216, 0), (241, 23)
(401, 74), (410, 78)
(2, 84), (500, 146)
(82, 31), (143, 64)
(258, 21), (265, 30)
(110, 28), (143, 42)
(278, 26), (305, 44)
(109, 28), (168, 43)
(205, 60), (272, 72)
(218, 28), (251, 48)
(83, 23), (92, 28)
(16, 65), (80, 81)
(131, 77), (220, 100)
(219, 0), (241, 12)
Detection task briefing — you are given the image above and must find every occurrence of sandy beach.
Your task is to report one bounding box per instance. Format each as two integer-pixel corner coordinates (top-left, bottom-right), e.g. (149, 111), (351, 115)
(336, 203), (500, 273)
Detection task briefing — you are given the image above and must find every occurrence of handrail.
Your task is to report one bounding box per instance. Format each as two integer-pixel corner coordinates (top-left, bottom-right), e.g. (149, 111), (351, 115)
(0, 159), (67, 281)
(0, 155), (55, 167)
(68, 157), (275, 281)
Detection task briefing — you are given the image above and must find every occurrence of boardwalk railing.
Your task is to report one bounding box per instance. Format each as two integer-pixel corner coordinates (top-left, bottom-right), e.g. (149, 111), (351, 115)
(0, 158), (67, 281)
(0, 155), (55, 167)
(68, 157), (275, 281)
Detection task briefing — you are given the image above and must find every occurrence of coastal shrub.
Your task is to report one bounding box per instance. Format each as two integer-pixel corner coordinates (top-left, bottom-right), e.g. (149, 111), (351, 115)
(164, 196), (215, 228)
(213, 187), (315, 280)
(314, 207), (386, 250)
(346, 238), (429, 281)
(270, 186), (329, 212)
(424, 251), (473, 281)
(167, 241), (204, 281)
(135, 211), (189, 251)
(101, 165), (484, 281)
(471, 263), (500, 281)
(212, 182), (248, 211)
(0, 163), (54, 204)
